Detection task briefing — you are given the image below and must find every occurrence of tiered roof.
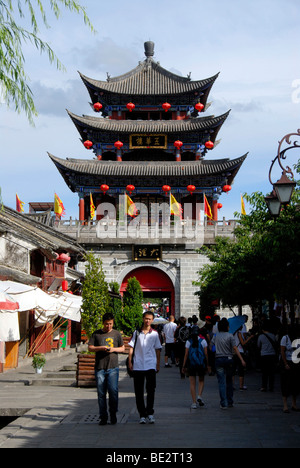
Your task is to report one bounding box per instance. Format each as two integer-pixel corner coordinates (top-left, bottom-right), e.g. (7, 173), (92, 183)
(50, 41), (247, 195)
(49, 153), (248, 192)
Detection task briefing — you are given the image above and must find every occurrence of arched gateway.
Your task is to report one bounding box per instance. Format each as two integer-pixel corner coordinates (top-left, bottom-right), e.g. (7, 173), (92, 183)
(119, 266), (176, 316)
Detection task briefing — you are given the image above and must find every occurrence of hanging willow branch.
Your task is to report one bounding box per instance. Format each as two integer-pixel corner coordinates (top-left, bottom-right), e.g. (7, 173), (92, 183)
(0, 0), (95, 124)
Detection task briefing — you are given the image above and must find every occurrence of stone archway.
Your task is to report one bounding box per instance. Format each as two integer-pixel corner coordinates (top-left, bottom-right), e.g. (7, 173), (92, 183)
(118, 265), (178, 316)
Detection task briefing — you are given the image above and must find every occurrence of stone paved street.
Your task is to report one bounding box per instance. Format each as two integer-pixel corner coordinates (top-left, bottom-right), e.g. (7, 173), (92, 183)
(0, 349), (300, 449)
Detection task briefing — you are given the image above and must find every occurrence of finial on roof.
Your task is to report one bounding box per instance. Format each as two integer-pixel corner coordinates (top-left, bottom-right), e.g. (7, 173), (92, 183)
(144, 41), (155, 58)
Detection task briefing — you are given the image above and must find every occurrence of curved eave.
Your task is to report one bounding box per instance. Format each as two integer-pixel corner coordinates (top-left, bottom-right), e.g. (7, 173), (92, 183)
(79, 68), (220, 97)
(67, 110), (230, 139)
(48, 152), (248, 191)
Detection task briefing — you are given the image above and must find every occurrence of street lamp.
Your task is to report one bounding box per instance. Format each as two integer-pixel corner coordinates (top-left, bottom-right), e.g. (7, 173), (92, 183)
(273, 171), (296, 205)
(265, 130), (299, 216)
(264, 191), (282, 217)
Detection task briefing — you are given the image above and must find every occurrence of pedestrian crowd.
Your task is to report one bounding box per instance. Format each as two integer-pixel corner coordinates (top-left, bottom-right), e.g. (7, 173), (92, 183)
(88, 311), (300, 425)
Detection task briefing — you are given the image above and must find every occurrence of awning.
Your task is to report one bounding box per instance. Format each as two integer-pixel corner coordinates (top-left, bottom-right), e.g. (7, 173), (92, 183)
(0, 281), (58, 313)
(0, 312), (20, 341)
(0, 281), (82, 326)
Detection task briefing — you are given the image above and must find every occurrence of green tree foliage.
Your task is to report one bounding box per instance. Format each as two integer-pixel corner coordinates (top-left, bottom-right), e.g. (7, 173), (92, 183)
(81, 253), (110, 339)
(194, 161), (300, 315)
(118, 277), (143, 336)
(0, 0), (94, 124)
(109, 281), (123, 331)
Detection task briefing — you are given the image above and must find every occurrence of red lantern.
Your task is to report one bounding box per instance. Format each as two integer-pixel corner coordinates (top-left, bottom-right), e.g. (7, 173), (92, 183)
(217, 203), (223, 210)
(84, 140), (93, 150)
(62, 280), (68, 292)
(101, 184), (109, 195)
(187, 185), (196, 195)
(126, 185), (135, 195)
(222, 185), (232, 193)
(174, 140), (183, 150)
(195, 102), (204, 112)
(162, 102), (171, 112)
(126, 102), (135, 112)
(114, 141), (123, 150)
(93, 102), (103, 112)
(205, 140), (214, 150)
(162, 185), (171, 194)
(58, 253), (71, 264)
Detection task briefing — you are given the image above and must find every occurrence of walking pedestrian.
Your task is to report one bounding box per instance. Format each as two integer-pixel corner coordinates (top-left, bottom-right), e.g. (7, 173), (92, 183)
(280, 325), (300, 413)
(88, 313), (125, 425)
(182, 329), (208, 409)
(211, 318), (246, 409)
(233, 318), (253, 391)
(163, 315), (177, 367)
(257, 320), (278, 392)
(174, 317), (189, 379)
(128, 311), (162, 424)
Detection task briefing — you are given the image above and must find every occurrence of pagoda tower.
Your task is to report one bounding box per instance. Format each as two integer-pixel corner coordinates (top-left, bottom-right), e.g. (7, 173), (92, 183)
(50, 42), (248, 317)
(50, 41), (247, 223)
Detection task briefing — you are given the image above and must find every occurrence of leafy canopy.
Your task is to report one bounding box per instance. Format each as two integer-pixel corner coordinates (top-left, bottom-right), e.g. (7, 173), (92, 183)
(81, 253), (110, 339)
(194, 161), (300, 312)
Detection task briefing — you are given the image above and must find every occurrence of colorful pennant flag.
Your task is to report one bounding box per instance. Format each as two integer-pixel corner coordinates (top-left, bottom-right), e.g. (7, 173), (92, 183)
(90, 193), (95, 219)
(241, 195), (246, 216)
(170, 193), (183, 218)
(204, 194), (213, 220)
(126, 194), (137, 217)
(54, 193), (66, 217)
(16, 194), (25, 213)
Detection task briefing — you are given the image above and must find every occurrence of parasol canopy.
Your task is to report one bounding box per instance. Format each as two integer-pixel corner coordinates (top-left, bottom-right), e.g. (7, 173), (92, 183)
(153, 317), (169, 325)
(228, 315), (247, 335)
(0, 291), (19, 311)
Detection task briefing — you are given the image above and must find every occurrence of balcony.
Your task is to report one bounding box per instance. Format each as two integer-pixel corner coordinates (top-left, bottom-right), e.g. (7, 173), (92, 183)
(54, 217), (238, 247)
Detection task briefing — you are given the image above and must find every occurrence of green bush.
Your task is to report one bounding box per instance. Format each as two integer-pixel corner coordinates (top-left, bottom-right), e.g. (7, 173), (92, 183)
(117, 277), (143, 336)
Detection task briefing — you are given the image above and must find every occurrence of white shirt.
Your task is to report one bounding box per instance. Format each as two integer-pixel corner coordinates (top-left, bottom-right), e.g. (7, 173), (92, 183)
(129, 329), (162, 371)
(186, 337), (208, 350)
(163, 322), (177, 344)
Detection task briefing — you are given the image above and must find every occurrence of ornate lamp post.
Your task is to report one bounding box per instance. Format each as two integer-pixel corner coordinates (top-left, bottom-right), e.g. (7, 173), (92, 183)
(265, 130), (298, 216)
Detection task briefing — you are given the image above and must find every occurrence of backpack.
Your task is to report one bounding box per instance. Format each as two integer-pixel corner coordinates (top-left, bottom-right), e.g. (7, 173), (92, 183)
(188, 338), (205, 369)
(178, 326), (191, 344)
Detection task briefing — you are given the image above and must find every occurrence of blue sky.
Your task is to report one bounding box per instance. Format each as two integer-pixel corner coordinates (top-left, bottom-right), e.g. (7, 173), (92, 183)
(1, 0), (300, 220)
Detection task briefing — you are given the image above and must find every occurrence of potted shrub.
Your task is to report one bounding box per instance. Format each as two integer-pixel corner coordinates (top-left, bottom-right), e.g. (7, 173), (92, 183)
(32, 353), (46, 374)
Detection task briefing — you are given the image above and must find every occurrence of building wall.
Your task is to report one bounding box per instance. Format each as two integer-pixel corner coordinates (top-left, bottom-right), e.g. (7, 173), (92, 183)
(78, 246), (210, 318)
(0, 233), (33, 275)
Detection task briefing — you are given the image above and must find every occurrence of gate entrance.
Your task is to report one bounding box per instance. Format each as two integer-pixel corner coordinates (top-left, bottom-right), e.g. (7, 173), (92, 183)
(120, 267), (175, 316)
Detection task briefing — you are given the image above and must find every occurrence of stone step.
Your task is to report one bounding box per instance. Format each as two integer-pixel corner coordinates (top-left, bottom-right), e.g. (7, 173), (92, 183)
(31, 378), (76, 387)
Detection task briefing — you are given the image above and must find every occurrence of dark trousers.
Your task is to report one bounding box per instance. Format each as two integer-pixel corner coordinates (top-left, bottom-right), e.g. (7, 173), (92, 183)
(133, 370), (156, 418)
(260, 355), (277, 391)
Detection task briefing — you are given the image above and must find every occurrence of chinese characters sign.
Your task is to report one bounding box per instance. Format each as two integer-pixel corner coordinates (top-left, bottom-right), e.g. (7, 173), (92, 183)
(130, 134), (167, 149)
(133, 245), (162, 262)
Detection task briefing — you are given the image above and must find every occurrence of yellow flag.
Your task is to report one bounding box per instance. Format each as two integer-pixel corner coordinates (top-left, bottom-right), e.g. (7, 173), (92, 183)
(16, 194), (25, 213)
(241, 195), (246, 216)
(170, 194), (183, 218)
(204, 194), (213, 219)
(90, 193), (95, 219)
(126, 194), (137, 217)
(54, 193), (66, 217)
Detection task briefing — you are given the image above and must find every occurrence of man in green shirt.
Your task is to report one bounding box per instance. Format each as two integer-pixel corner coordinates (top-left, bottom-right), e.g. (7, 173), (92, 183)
(88, 313), (125, 425)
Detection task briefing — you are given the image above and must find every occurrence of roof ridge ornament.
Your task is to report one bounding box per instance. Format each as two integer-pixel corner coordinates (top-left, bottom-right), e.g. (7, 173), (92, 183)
(144, 41), (155, 59)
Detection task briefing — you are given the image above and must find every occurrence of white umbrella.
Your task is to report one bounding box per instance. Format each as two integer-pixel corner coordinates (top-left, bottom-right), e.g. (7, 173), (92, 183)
(0, 290), (19, 311)
(153, 317), (169, 325)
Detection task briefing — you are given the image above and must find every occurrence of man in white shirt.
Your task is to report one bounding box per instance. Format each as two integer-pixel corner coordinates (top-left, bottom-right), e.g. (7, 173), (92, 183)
(128, 312), (162, 424)
(163, 316), (177, 367)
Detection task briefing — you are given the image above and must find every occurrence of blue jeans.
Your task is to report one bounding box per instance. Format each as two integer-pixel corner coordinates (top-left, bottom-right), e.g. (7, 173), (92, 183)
(215, 357), (234, 408)
(95, 368), (119, 421)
